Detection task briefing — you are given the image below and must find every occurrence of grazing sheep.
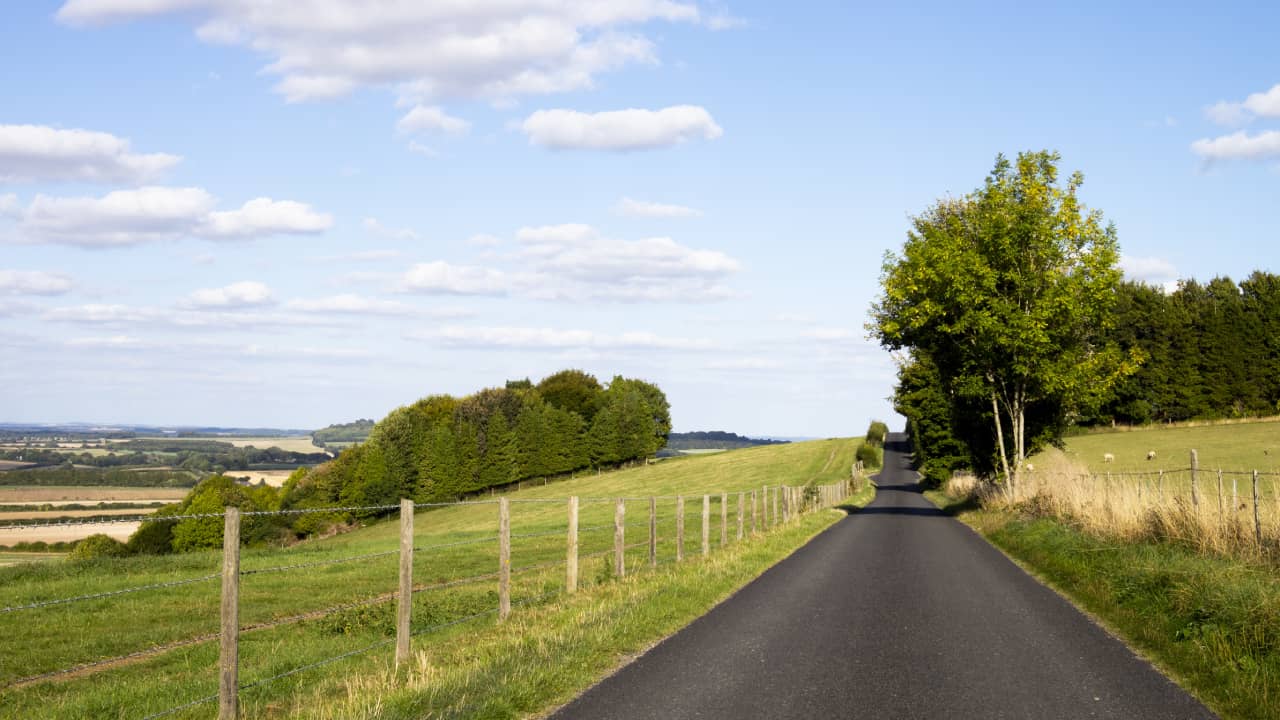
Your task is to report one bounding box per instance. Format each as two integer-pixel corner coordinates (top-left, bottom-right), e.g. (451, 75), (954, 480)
(1103, 453), (1115, 463)
(1025, 463), (1034, 472)
(1146, 450), (1156, 461)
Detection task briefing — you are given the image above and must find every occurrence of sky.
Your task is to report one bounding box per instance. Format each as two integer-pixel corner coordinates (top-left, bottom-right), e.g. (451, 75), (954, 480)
(2, 1), (1279, 437)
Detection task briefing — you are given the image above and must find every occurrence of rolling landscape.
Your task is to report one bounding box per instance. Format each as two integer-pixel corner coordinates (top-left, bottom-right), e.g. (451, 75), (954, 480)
(5, 3), (1280, 720)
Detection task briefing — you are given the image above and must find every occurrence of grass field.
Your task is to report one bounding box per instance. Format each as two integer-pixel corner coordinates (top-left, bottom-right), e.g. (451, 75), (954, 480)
(0, 553), (64, 569)
(0, 438), (860, 719)
(0, 487), (190, 504)
(1056, 419), (1280, 474)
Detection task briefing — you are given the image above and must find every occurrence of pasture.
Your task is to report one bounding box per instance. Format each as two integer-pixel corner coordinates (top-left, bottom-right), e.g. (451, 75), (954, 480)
(0, 438), (860, 719)
(1056, 419), (1280, 474)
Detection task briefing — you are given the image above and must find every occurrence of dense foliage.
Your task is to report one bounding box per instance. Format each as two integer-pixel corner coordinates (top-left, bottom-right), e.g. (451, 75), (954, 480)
(310, 419), (375, 447)
(664, 431), (787, 451)
(283, 371), (671, 515)
(871, 151), (1130, 491)
(1086, 274), (1280, 425)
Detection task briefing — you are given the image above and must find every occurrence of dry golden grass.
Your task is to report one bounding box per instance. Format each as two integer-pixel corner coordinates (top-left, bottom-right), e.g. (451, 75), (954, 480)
(0, 521), (139, 544)
(226, 469), (295, 486)
(0, 508), (157, 521)
(223, 436), (322, 453)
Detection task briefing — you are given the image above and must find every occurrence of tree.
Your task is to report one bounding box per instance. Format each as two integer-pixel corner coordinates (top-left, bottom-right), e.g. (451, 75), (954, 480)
(870, 151), (1135, 495)
(536, 370), (604, 423)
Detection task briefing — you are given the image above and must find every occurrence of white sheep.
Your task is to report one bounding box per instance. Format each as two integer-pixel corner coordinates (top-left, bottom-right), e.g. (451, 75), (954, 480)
(1024, 463), (1034, 472)
(1146, 450), (1156, 461)
(1103, 453), (1115, 463)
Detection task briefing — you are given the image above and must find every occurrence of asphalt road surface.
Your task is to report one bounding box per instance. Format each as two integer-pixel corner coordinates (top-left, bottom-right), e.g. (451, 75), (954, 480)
(551, 433), (1215, 719)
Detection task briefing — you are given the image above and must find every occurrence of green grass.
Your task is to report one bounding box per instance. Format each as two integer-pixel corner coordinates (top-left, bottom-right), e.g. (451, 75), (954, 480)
(0, 553), (64, 568)
(928, 491), (1280, 720)
(1057, 418), (1280, 474)
(0, 438), (861, 719)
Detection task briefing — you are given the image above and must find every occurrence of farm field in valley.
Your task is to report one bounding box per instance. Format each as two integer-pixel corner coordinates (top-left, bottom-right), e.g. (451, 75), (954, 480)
(1040, 419), (1280, 474)
(0, 487), (190, 504)
(0, 438), (860, 719)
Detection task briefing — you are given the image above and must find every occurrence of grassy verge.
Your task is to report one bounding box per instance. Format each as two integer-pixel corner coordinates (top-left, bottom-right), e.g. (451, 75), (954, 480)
(0, 439), (862, 718)
(926, 490), (1280, 720)
(291, 482), (876, 719)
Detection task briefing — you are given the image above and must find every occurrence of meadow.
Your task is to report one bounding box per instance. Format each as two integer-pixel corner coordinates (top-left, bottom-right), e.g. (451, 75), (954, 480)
(0, 438), (861, 719)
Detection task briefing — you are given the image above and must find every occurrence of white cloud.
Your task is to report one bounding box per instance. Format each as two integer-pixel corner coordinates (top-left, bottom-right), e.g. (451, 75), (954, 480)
(0, 124), (180, 184)
(516, 223), (739, 281)
(200, 197), (333, 239)
(396, 105), (469, 135)
(614, 197), (701, 218)
(0, 270), (74, 296)
(408, 324), (712, 351)
(705, 357), (781, 370)
(406, 141), (439, 158)
(184, 280), (274, 309)
(192, 252), (216, 265)
(42, 303), (339, 329)
(520, 106), (723, 150)
(65, 335), (145, 348)
(0, 194), (19, 218)
(400, 261), (515, 295)
(1119, 254), (1179, 285)
(1190, 130), (1280, 162)
(58, 1), (701, 106)
(313, 249), (402, 263)
(363, 217), (419, 241)
(7, 187), (331, 247)
(285, 293), (416, 315)
(1204, 83), (1280, 126)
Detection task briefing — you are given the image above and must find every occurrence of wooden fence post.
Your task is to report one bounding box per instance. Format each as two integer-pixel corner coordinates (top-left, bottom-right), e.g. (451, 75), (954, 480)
(396, 499), (414, 667)
(218, 507), (241, 720)
(720, 492), (728, 547)
(615, 498), (626, 577)
(762, 486), (769, 528)
(781, 486), (789, 523)
(649, 496), (657, 568)
(1191, 449), (1199, 508)
(676, 495), (685, 562)
(772, 486), (779, 527)
(701, 495), (710, 557)
(1253, 471), (1263, 548)
(567, 496), (578, 594)
(1217, 469), (1225, 528)
(498, 498), (510, 620)
(751, 490), (758, 534)
(737, 492), (744, 541)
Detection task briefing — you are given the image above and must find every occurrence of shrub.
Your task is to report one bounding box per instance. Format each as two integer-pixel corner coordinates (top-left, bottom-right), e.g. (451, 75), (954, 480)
(856, 442), (881, 471)
(127, 518), (175, 555)
(71, 534), (129, 561)
(865, 420), (889, 446)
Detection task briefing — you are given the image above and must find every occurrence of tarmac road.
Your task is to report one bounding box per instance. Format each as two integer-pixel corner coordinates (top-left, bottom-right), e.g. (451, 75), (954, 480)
(551, 433), (1215, 719)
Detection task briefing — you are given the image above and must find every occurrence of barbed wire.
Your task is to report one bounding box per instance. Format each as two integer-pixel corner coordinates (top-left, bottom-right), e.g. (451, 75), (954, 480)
(1, 572), (219, 613)
(5, 632), (218, 690)
(0, 504), (402, 532)
(137, 691), (219, 720)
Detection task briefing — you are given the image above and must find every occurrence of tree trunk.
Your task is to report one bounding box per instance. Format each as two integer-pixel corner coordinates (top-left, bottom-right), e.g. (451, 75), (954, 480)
(991, 390), (1013, 498)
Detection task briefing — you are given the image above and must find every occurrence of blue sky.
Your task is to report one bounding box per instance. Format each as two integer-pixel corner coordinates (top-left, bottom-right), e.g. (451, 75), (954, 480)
(2, 1), (1278, 437)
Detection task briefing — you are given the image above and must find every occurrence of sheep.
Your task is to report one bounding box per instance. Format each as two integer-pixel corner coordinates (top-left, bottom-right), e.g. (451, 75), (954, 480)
(1146, 450), (1156, 461)
(1024, 463), (1034, 472)
(1103, 453), (1115, 463)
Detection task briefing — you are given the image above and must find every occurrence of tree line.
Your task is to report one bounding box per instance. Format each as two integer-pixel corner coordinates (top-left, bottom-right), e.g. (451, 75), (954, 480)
(108, 370), (672, 556)
(873, 151), (1280, 489)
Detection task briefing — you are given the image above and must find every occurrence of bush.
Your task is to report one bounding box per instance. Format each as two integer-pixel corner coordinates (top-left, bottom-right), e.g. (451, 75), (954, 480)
(856, 442), (881, 471)
(865, 420), (889, 446)
(71, 534), (129, 560)
(127, 518), (175, 555)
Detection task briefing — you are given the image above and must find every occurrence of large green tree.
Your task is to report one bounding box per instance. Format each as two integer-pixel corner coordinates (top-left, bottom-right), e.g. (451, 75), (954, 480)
(871, 151), (1133, 494)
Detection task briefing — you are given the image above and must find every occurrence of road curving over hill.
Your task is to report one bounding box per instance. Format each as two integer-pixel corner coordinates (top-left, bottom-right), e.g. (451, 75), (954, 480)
(551, 433), (1215, 719)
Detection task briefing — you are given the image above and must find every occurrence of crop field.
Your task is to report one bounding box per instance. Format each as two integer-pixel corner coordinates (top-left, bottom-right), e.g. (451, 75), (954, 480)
(0, 461), (35, 471)
(0, 438), (859, 719)
(0, 508), (158, 521)
(226, 469), (295, 486)
(222, 436), (321, 453)
(0, 487), (190, 504)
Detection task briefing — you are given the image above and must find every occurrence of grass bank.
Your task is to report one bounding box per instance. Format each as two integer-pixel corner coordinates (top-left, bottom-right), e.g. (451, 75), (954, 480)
(928, 489), (1280, 720)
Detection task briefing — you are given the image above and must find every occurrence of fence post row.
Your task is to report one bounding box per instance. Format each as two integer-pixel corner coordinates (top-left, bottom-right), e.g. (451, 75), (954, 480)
(737, 492), (744, 541)
(773, 486), (779, 527)
(720, 492), (728, 547)
(498, 498), (510, 621)
(615, 498), (626, 578)
(218, 507), (241, 720)
(396, 499), (414, 667)
(751, 490), (758, 534)
(567, 496), (578, 594)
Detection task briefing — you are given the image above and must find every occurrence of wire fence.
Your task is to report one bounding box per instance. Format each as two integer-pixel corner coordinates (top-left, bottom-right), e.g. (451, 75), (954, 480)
(0, 477), (866, 719)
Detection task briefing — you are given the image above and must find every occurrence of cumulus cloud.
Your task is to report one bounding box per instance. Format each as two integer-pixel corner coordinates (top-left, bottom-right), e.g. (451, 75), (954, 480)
(313, 249), (402, 263)
(400, 261), (516, 295)
(0, 269), (74, 296)
(57, 1), (701, 106)
(1190, 130), (1280, 162)
(0, 124), (180, 184)
(516, 222), (739, 280)
(396, 105), (469, 135)
(408, 325), (712, 351)
(42, 302), (338, 329)
(184, 281), (275, 309)
(1204, 83), (1280, 126)
(6, 187), (332, 247)
(363, 217), (419, 241)
(285, 293), (412, 315)
(614, 197), (701, 218)
(520, 106), (723, 150)
(1119, 254), (1179, 286)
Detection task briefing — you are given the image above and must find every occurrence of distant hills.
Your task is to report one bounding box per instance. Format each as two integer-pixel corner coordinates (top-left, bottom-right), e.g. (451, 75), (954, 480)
(664, 431), (790, 452)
